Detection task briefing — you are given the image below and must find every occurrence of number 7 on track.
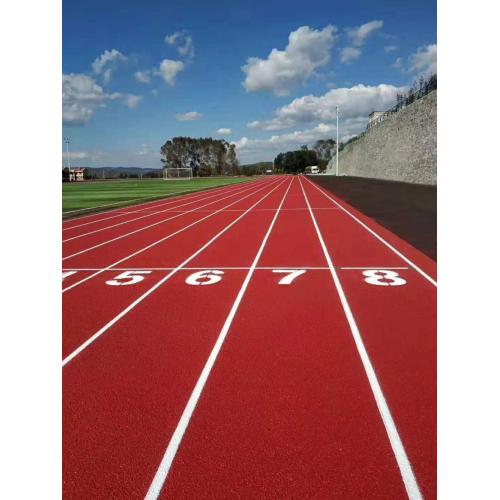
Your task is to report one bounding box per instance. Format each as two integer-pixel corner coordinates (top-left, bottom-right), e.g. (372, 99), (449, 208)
(272, 269), (306, 285)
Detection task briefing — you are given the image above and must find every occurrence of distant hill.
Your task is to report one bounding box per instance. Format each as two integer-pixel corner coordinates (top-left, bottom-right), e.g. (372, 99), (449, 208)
(83, 167), (162, 179)
(240, 162), (273, 175)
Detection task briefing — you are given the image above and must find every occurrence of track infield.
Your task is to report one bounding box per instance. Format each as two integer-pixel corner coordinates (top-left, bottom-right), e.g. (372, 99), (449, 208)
(62, 177), (255, 218)
(62, 175), (436, 499)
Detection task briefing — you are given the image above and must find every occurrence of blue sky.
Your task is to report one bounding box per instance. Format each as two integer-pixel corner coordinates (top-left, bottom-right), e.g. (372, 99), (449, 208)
(62, 0), (436, 167)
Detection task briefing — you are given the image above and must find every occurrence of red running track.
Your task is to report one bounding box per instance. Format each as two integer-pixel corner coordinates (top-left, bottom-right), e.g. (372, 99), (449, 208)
(62, 175), (436, 499)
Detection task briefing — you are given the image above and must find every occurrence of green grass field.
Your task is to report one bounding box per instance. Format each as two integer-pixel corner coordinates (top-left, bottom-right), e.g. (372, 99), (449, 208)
(62, 177), (256, 218)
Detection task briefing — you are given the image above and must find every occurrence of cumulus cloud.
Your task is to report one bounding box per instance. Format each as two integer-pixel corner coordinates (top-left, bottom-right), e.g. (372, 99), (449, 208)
(216, 128), (231, 135)
(62, 73), (121, 125)
(347, 20), (384, 47)
(339, 20), (384, 65)
(175, 111), (203, 121)
(247, 83), (406, 131)
(91, 49), (127, 84)
(340, 47), (361, 64)
(165, 31), (194, 58)
(408, 44), (437, 76)
(232, 122), (365, 163)
(123, 94), (142, 108)
(156, 59), (185, 85)
(242, 25), (337, 96)
(134, 70), (151, 84)
(393, 44), (437, 77)
(384, 45), (397, 53)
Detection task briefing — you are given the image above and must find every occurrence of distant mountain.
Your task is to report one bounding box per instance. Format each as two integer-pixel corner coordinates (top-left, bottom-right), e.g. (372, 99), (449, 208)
(83, 166), (162, 178)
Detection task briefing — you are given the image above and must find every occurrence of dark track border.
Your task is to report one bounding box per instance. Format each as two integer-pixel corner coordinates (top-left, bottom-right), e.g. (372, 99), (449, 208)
(307, 176), (436, 261)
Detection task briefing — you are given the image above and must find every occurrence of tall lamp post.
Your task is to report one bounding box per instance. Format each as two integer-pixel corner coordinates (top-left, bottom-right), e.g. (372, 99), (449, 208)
(336, 105), (339, 176)
(64, 137), (71, 169)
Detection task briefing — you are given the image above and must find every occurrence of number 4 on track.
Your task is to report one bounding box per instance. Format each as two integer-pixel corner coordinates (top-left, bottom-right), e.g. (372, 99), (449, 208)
(272, 269), (306, 285)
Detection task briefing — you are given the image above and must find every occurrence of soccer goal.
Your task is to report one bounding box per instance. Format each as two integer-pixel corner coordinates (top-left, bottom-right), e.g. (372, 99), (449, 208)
(163, 167), (193, 180)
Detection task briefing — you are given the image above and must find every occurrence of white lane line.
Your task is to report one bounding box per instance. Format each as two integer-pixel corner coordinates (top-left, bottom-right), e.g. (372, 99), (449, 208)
(299, 177), (423, 500)
(62, 178), (289, 366)
(62, 178), (283, 292)
(116, 207), (341, 214)
(62, 266), (409, 272)
(63, 181), (259, 242)
(63, 180), (275, 261)
(62, 180), (260, 231)
(303, 176), (437, 287)
(144, 177), (293, 500)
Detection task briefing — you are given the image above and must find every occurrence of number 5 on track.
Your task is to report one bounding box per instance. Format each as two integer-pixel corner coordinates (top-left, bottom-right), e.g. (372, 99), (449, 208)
(272, 269), (306, 285)
(106, 270), (152, 286)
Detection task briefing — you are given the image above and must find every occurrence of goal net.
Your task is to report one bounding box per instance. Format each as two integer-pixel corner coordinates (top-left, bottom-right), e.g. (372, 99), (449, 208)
(163, 167), (193, 180)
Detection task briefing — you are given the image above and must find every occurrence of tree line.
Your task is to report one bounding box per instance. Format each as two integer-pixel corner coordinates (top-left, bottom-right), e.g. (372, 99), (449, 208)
(396, 73), (437, 109)
(273, 139), (337, 173)
(160, 137), (239, 176)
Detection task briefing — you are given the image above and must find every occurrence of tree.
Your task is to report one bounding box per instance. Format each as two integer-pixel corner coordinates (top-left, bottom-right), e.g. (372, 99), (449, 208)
(313, 139), (336, 170)
(273, 149), (318, 174)
(160, 137), (239, 176)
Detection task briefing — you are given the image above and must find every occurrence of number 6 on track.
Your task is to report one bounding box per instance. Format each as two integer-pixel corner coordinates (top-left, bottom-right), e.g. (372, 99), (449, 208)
(185, 269), (224, 286)
(272, 269), (306, 285)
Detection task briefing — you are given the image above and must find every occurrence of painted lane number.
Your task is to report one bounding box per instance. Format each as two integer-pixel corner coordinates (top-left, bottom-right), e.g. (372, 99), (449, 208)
(272, 269), (306, 285)
(186, 269), (224, 286)
(362, 269), (406, 286)
(62, 271), (77, 281)
(106, 270), (152, 286)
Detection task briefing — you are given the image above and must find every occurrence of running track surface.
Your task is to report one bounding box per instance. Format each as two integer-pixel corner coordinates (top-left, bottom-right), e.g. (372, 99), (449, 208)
(62, 175), (436, 499)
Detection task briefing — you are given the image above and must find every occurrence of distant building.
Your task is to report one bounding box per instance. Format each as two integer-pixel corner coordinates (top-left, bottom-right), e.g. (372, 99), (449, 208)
(62, 167), (85, 182)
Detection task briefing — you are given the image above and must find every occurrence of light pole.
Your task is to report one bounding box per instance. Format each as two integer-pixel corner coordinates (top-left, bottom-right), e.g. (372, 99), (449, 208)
(336, 105), (339, 176)
(64, 137), (71, 169)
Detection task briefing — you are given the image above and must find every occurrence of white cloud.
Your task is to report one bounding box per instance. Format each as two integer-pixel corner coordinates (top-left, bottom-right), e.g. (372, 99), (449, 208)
(134, 71), (151, 84)
(242, 25), (337, 96)
(123, 94), (142, 108)
(393, 57), (404, 69)
(136, 144), (150, 156)
(156, 59), (185, 85)
(102, 69), (113, 85)
(408, 44), (437, 76)
(175, 111), (203, 121)
(384, 45), (397, 53)
(340, 47), (361, 64)
(339, 21), (384, 65)
(61, 151), (89, 161)
(62, 73), (121, 125)
(347, 20), (384, 47)
(247, 83), (406, 131)
(393, 44), (437, 77)
(61, 149), (160, 169)
(165, 31), (194, 58)
(233, 123), (359, 163)
(216, 128), (231, 135)
(91, 49), (127, 84)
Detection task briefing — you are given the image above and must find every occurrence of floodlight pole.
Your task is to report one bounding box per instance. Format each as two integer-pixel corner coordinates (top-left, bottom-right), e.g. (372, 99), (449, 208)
(64, 137), (71, 169)
(336, 105), (339, 176)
